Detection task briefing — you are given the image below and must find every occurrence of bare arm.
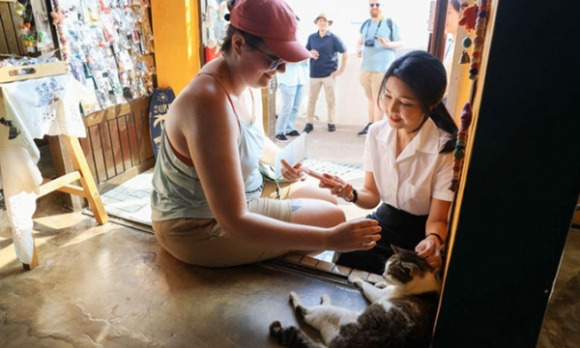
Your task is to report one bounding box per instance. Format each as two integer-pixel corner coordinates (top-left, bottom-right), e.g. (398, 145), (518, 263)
(415, 198), (452, 274)
(319, 171), (381, 209)
(377, 37), (404, 50)
(425, 198), (451, 247)
(356, 34), (363, 58)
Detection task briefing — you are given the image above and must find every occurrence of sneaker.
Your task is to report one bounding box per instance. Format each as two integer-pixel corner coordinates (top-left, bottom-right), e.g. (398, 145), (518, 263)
(328, 123), (336, 132)
(285, 130), (300, 137)
(357, 122), (372, 136)
(275, 134), (290, 142)
(303, 123), (313, 133)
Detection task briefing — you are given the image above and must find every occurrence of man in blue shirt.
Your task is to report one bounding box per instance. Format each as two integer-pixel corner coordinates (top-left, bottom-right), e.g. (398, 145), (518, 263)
(304, 13), (348, 133)
(356, 0), (403, 136)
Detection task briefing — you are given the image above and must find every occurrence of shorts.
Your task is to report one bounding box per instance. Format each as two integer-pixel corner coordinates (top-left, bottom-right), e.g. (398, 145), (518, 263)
(359, 70), (385, 100)
(152, 181), (295, 267)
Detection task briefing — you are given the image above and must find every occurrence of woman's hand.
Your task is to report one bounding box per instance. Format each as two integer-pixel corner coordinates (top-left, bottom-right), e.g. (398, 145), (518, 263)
(280, 159), (306, 182)
(415, 238), (442, 274)
(318, 174), (356, 202)
(326, 219), (381, 252)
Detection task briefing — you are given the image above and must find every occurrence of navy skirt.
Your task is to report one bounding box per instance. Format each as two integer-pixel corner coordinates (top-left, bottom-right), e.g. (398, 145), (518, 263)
(335, 203), (428, 275)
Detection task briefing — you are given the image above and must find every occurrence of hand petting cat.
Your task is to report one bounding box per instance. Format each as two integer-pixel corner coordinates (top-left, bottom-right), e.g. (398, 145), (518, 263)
(415, 238), (443, 274)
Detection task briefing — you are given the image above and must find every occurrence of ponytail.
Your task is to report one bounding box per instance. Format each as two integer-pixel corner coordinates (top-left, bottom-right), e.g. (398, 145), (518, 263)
(430, 103), (457, 153)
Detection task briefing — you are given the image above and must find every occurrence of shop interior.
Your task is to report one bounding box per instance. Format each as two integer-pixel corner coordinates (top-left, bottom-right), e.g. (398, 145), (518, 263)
(0, 0), (578, 347)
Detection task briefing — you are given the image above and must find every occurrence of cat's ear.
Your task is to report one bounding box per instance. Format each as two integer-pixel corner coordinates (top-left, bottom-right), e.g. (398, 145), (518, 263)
(390, 244), (404, 254)
(402, 262), (420, 276)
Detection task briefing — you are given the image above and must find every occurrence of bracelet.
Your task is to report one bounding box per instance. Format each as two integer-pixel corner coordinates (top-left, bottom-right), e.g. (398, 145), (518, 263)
(426, 232), (444, 246)
(346, 189), (358, 203)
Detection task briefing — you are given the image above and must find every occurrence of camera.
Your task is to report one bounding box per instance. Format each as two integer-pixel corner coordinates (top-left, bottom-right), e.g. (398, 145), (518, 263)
(364, 39), (375, 47)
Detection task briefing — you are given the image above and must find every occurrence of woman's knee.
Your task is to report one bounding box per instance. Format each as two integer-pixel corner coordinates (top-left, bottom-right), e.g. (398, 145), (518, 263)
(288, 184), (338, 204)
(290, 200), (345, 227)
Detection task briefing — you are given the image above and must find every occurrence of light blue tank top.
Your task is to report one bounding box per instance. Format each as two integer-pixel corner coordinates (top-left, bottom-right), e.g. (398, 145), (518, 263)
(151, 73), (265, 221)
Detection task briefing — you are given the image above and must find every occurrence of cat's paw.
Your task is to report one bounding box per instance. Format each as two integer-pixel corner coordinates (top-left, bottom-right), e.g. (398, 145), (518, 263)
(269, 321), (283, 338)
(375, 281), (388, 289)
(348, 275), (364, 288)
(320, 293), (331, 305)
(289, 291), (301, 308)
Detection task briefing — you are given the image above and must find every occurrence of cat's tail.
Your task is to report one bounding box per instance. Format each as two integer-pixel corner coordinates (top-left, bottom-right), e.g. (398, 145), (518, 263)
(269, 321), (326, 348)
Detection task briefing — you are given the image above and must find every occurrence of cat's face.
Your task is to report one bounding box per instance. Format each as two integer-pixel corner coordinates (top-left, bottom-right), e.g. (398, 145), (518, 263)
(383, 245), (432, 285)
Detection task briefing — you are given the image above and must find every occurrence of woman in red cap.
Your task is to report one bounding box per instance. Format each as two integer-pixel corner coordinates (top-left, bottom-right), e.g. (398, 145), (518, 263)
(151, 0), (381, 267)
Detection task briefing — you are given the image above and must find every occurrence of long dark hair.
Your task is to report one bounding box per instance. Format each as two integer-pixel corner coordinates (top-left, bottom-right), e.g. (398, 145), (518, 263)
(378, 50), (458, 153)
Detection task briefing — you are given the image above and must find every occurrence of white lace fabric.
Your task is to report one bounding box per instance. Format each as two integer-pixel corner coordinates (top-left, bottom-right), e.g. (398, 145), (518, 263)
(0, 74), (88, 264)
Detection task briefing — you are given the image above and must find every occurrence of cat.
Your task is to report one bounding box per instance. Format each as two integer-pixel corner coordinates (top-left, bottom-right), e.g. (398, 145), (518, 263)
(270, 245), (441, 348)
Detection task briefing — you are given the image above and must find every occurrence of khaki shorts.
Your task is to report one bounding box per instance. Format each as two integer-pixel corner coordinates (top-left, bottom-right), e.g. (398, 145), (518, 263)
(359, 70), (385, 100)
(152, 181), (297, 267)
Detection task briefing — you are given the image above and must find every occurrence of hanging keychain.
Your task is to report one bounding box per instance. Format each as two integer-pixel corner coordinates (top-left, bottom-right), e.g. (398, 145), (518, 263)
(50, 0), (69, 60)
(469, 0), (489, 80)
(457, 2), (478, 65)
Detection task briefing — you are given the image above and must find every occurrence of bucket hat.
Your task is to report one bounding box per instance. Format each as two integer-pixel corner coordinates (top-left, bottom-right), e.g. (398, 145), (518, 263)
(313, 13), (333, 25)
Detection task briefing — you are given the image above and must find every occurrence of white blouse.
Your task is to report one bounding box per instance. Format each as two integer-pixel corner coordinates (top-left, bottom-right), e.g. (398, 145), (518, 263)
(363, 118), (455, 215)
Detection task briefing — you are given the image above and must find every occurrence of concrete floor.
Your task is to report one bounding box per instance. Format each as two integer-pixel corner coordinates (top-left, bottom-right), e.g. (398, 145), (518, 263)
(0, 120), (578, 347)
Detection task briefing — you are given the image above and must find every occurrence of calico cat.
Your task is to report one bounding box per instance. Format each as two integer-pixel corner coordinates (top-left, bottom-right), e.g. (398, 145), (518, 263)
(270, 245), (441, 348)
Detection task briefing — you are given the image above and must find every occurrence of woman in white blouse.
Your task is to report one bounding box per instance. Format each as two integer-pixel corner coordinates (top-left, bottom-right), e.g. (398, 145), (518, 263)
(319, 50), (458, 275)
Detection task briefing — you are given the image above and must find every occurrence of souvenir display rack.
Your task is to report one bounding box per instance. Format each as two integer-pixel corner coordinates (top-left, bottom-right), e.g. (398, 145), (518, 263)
(49, 0), (155, 113)
(50, 0), (157, 189)
(1, 0), (157, 194)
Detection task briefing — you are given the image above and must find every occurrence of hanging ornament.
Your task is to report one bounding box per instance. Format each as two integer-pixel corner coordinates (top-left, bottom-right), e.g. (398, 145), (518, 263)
(14, 2), (26, 17)
(459, 50), (470, 64)
(457, 3), (478, 67)
(458, 3), (478, 31)
(462, 35), (472, 49)
(449, 102), (473, 192)
(458, 31), (472, 64)
(50, 0), (69, 60)
(469, 0), (489, 80)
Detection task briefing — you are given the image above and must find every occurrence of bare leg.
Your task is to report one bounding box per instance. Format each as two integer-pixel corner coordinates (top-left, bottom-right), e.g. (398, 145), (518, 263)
(288, 181), (338, 204)
(288, 198), (345, 227)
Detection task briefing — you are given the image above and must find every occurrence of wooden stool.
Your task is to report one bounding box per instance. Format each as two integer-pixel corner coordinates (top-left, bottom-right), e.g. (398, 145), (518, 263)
(23, 134), (109, 270)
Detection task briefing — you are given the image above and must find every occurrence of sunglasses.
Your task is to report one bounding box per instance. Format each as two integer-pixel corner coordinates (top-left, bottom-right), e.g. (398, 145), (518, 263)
(255, 45), (286, 70)
(370, 3), (381, 7)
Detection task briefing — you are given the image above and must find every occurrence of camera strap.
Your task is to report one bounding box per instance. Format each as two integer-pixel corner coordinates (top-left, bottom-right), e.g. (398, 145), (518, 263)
(363, 19), (382, 41)
(362, 17), (393, 41)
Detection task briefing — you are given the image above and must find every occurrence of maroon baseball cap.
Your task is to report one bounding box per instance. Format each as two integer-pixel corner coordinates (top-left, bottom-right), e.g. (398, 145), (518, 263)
(230, 0), (310, 62)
